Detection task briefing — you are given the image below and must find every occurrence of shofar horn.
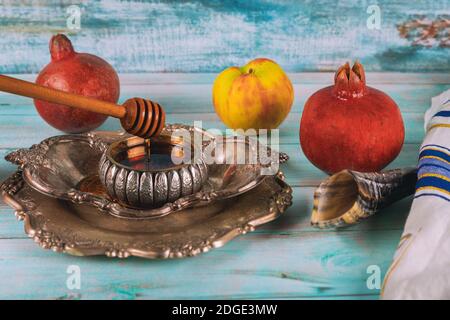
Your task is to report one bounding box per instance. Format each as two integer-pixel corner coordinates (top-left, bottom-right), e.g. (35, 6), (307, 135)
(311, 167), (417, 228)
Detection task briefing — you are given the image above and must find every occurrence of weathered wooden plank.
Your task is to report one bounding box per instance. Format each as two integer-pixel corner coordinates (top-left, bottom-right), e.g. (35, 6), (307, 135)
(1, 73), (447, 115)
(0, 228), (401, 299)
(0, 1), (448, 73)
(0, 74), (442, 155)
(282, 143), (419, 187)
(1, 83), (446, 117)
(0, 111), (426, 150)
(4, 73), (450, 85)
(119, 72), (450, 85)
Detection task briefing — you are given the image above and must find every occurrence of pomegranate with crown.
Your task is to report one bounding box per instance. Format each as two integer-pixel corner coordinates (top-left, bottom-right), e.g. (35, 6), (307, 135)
(300, 61), (404, 174)
(34, 34), (120, 133)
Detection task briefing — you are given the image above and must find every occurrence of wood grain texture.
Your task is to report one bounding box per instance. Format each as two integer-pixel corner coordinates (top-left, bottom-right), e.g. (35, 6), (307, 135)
(0, 111), (427, 145)
(0, 72), (444, 299)
(0, 1), (449, 74)
(0, 231), (401, 299)
(1, 72), (447, 149)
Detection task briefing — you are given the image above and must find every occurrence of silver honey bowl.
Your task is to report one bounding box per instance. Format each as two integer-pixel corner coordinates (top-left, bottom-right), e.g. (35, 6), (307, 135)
(99, 134), (208, 209)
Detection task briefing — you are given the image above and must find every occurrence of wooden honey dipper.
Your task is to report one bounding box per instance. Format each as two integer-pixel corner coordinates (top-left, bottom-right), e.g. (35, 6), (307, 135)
(0, 74), (165, 139)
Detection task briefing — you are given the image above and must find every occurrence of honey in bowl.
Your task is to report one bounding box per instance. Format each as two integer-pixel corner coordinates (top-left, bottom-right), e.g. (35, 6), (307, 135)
(120, 153), (180, 171)
(115, 138), (187, 172)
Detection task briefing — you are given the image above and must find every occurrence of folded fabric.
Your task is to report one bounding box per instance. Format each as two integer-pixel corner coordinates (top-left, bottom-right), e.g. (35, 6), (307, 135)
(382, 89), (450, 299)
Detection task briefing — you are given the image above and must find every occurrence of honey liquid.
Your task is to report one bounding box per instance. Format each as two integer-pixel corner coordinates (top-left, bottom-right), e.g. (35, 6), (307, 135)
(119, 139), (182, 171)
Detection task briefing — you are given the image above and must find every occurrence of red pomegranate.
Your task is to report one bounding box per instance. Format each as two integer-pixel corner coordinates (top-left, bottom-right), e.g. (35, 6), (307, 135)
(35, 34), (120, 133)
(300, 61), (404, 174)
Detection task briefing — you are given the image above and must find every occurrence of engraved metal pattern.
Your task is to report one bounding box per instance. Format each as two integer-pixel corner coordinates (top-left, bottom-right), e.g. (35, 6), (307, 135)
(98, 142), (208, 209)
(139, 172), (153, 206)
(125, 170), (140, 207)
(180, 166), (193, 196)
(167, 170), (181, 202)
(153, 172), (168, 207)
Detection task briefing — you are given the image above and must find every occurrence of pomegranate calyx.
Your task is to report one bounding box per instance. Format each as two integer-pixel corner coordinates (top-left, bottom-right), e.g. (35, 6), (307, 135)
(333, 61), (366, 99)
(50, 34), (75, 61)
(352, 60), (366, 84)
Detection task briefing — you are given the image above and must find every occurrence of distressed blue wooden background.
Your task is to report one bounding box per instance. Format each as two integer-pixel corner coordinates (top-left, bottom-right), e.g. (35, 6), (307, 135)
(0, 0), (448, 73)
(0, 0), (449, 300)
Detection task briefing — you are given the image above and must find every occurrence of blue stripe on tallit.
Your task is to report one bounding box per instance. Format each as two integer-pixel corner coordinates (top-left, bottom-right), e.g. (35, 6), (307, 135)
(416, 176), (450, 193)
(414, 193), (450, 202)
(414, 98), (449, 201)
(418, 163), (450, 177)
(419, 149), (450, 163)
(418, 158), (450, 172)
(421, 144), (450, 153)
(433, 110), (450, 118)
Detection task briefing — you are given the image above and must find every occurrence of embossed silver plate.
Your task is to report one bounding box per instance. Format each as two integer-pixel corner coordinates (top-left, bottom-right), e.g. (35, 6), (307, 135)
(1, 170), (292, 258)
(5, 125), (286, 219)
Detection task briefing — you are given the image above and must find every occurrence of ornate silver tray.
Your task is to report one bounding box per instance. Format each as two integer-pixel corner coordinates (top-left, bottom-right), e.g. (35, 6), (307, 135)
(1, 170), (292, 258)
(5, 125), (284, 219)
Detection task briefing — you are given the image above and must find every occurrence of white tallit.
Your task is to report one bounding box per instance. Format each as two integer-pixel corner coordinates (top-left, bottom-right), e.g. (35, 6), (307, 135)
(382, 89), (450, 299)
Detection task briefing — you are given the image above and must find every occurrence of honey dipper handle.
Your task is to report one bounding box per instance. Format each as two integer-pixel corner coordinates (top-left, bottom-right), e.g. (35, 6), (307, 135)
(0, 74), (126, 118)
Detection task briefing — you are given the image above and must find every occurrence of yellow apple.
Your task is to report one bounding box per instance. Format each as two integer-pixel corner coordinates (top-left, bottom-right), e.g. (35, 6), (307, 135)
(213, 58), (294, 130)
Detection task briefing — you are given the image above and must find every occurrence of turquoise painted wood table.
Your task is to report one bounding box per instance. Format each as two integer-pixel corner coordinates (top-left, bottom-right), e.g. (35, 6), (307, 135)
(0, 72), (448, 300)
